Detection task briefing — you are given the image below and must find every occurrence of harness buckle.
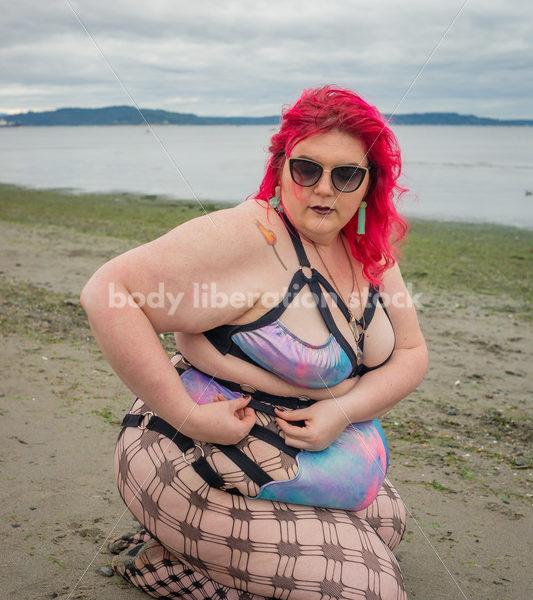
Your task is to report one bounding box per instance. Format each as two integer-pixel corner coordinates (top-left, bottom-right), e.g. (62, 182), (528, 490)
(301, 265), (313, 282)
(240, 383), (256, 394)
(138, 411), (154, 430)
(297, 395), (312, 409)
(172, 353), (192, 370)
(182, 443), (205, 465)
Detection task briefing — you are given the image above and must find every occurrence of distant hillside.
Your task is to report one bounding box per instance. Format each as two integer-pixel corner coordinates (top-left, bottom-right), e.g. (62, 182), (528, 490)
(1, 106), (532, 127)
(0, 106), (279, 127)
(390, 112), (533, 126)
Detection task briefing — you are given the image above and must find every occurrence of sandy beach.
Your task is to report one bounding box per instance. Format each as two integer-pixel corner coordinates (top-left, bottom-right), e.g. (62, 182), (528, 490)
(1, 185), (531, 600)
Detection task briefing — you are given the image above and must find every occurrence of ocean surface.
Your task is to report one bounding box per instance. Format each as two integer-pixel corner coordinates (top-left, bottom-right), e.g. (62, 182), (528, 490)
(1, 124), (532, 228)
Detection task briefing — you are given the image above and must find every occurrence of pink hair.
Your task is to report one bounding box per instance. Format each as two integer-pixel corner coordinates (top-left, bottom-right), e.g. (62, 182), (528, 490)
(254, 85), (408, 288)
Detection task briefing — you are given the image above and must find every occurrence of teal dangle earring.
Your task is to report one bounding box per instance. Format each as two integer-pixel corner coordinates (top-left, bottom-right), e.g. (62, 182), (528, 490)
(357, 201), (367, 234)
(269, 186), (283, 212)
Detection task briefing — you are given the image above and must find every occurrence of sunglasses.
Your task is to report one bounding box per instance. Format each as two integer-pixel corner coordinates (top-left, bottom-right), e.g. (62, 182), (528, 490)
(288, 157), (370, 193)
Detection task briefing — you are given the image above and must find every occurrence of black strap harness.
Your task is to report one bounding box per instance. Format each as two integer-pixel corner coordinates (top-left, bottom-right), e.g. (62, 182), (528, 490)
(121, 209), (391, 494)
(203, 207), (383, 378)
(121, 358), (314, 496)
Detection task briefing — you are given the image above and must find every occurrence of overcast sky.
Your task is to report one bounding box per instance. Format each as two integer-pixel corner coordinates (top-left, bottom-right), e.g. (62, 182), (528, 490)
(1, 0), (532, 118)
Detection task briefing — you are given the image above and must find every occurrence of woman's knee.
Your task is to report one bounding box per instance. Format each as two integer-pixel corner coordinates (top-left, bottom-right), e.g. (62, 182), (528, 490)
(360, 480), (407, 552)
(379, 574), (407, 600)
(379, 547), (406, 600)
(369, 552), (406, 600)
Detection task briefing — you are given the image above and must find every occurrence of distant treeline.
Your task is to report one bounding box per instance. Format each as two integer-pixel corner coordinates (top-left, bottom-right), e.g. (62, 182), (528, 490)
(1, 106), (532, 127)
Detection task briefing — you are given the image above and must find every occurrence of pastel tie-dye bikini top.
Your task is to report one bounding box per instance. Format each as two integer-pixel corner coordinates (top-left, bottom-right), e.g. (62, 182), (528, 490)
(204, 209), (393, 388)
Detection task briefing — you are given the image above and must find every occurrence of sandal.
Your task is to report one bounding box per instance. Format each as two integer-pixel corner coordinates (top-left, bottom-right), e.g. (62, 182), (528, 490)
(107, 527), (151, 554)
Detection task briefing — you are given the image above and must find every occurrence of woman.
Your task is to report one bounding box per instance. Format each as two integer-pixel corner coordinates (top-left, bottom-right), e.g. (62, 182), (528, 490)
(81, 85), (428, 599)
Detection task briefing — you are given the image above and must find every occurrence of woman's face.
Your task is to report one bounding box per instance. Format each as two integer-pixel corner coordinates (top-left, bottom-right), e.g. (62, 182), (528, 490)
(279, 129), (370, 245)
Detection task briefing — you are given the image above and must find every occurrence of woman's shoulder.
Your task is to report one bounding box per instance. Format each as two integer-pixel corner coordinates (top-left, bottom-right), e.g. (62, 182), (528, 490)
(128, 198), (289, 287)
(185, 198), (268, 234)
(195, 199), (287, 255)
(93, 199), (277, 334)
(215, 197), (272, 225)
(104, 200), (272, 281)
(162, 199), (269, 255)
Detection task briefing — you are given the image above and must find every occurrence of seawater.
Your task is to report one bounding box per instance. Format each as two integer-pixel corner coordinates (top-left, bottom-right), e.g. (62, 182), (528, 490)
(0, 124), (532, 228)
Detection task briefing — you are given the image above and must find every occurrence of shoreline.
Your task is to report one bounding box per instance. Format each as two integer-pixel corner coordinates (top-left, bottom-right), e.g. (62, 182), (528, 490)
(1, 185), (531, 599)
(2, 182), (533, 232)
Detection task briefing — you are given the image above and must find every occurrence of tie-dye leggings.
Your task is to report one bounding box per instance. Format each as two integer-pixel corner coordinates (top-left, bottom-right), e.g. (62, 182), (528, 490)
(112, 389), (407, 600)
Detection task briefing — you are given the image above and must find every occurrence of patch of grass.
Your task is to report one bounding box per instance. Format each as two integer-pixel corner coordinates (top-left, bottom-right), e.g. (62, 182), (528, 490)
(458, 466), (476, 480)
(48, 555), (66, 569)
(0, 273), (182, 353)
(400, 218), (533, 308)
(382, 417), (433, 443)
(90, 406), (121, 425)
(0, 276), (89, 341)
(0, 183), (228, 243)
(424, 480), (457, 494)
(479, 409), (533, 445)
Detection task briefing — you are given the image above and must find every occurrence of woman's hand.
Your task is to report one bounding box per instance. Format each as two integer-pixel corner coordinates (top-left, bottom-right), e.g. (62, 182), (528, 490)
(185, 394), (256, 446)
(274, 400), (348, 451)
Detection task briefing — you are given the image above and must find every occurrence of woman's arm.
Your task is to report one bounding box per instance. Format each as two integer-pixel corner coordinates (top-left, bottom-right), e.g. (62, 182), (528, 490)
(336, 262), (428, 422)
(275, 262), (428, 450)
(80, 206), (263, 444)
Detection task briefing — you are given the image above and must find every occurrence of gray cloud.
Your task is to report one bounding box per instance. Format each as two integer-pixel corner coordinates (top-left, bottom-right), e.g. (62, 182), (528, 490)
(1, 0), (532, 117)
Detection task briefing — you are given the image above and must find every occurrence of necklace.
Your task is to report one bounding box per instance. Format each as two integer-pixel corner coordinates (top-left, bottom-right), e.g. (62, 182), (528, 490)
(312, 234), (365, 364)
